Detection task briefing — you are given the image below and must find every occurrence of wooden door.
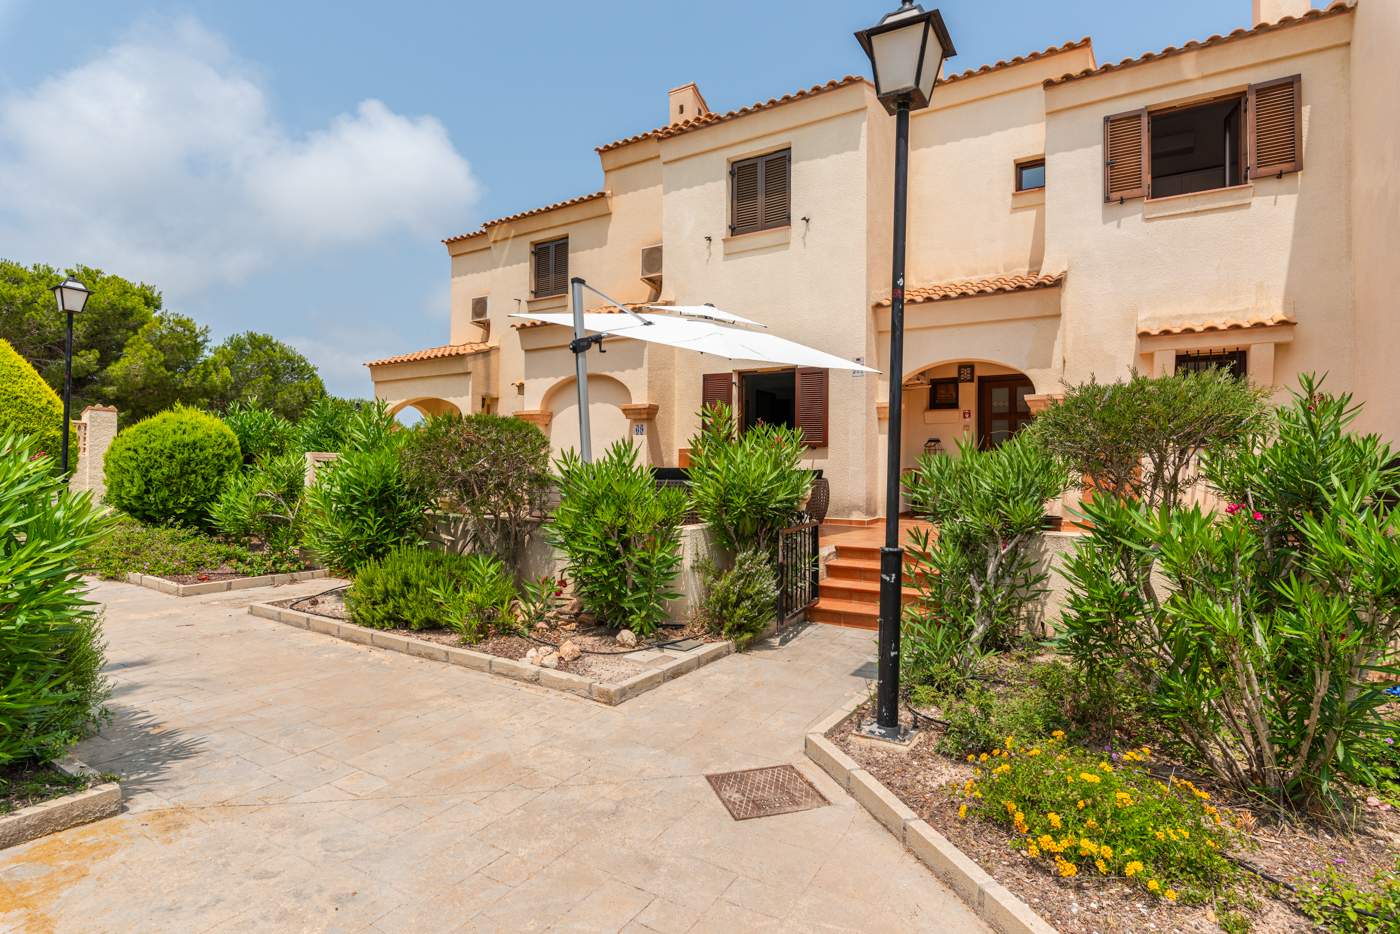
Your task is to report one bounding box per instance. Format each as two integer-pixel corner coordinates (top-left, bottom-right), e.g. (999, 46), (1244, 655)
(979, 377), (1035, 449)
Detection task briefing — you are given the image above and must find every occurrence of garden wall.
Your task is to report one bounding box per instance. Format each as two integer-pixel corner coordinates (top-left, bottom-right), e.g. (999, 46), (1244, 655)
(67, 406), (118, 501)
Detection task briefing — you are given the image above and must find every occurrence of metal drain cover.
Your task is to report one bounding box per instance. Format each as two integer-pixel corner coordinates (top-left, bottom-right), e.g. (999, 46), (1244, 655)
(705, 765), (827, 821)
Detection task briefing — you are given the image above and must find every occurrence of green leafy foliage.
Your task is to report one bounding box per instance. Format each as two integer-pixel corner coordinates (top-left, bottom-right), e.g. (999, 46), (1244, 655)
(0, 429), (114, 763)
(1054, 377), (1400, 806)
(99, 311), (217, 422)
(294, 396), (385, 453)
(429, 554), (519, 642)
(1297, 859), (1400, 934)
(1030, 368), (1270, 510)
(209, 450), (307, 552)
(956, 735), (1242, 903)
(399, 412), (551, 569)
(204, 332), (325, 421)
(103, 404), (241, 528)
(695, 549), (777, 648)
(0, 337), (76, 469)
(516, 574), (566, 633)
(901, 435), (1070, 675)
(303, 444), (426, 573)
(345, 545), (474, 630)
(547, 441), (688, 635)
(222, 402), (297, 468)
(80, 516), (248, 579)
(686, 403), (810, 554)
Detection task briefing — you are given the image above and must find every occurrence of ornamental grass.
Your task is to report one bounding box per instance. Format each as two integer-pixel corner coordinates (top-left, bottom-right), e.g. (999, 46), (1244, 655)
(955, 732), (1246, 903)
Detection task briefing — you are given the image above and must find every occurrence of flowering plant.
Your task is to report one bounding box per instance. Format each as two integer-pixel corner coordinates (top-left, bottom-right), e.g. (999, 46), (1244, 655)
(955, 733), (1244, 903)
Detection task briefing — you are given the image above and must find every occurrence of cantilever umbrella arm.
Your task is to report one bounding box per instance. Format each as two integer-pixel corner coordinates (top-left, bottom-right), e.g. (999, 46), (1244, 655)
(568, 277), (652, 462)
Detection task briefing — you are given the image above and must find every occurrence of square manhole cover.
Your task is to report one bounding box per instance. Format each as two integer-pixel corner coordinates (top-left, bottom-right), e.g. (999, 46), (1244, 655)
(705, 765), (828, 821)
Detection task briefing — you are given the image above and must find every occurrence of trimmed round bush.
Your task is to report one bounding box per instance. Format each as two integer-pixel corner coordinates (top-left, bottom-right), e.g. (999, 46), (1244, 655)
(104, 404), (242, 527)
(0, 337), (76, 469)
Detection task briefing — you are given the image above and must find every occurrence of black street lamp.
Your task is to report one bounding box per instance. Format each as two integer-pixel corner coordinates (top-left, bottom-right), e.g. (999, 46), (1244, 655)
(51, 277), (92, 473)
(854, 2), (954, 740)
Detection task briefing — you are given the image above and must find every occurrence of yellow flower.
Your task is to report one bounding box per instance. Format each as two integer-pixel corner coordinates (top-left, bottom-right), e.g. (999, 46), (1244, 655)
(1052, 730), (1065, 740)
(1125, 861), (1144, 877)
(1115, 792), (1133, 806)
(1165, 890), (1177, 901)
(1004, 801), (1018, 816)
(992, 749), (1001, 757)
(1027, 749), (1041, 757)
(1076, 799), (1086, 810)
(1206, 840), (1217, 849)
(973, 791), (982, 798)
(1038, 834), (1056, 850)
(1180, 829), (1189, 839)
(1099, 762), (1113, 772)
(958, 805), (967, 819)
(1055, 857), (1078, 878)
(1079, 840), (1101, 858)
(1085, 818), (1100, 830)
(1014, 814), (1029, 834)
(1148, 880), (1161, 893)
(994, 764), (1010, 775)
(1096, 859), (1108, 874)
(1006, 736), (1015, 747)
(1100, 845), (1113, 860)
(1079, 773), (1102, 784)
(1027, 844), (1041, 858)
(979, 753), (989, 762)
(967, 755), (975, 762)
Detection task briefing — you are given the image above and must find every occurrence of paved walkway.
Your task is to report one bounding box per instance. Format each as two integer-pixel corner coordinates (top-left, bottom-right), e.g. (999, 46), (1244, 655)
(0, 579), (990, 934)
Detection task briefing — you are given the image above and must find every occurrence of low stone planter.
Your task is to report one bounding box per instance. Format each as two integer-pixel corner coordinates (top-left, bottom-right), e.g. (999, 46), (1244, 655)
(247, 601), (733, 706)
(805, 697), (1056, 934)
(125, 569), (328, 597)
(0, 755), (122, 850)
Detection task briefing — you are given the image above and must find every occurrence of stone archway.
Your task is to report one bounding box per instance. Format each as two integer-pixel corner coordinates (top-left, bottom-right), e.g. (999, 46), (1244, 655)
(899, 359), (1039, 466)
(389, 397), (462, 419)
(541, 375), (633, 460)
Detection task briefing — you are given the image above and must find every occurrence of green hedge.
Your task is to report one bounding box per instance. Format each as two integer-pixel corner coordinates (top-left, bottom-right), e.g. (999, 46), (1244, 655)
(104, 404), (241, 528)
(346, 545), (476, 630)
(0, 338), (76, 470)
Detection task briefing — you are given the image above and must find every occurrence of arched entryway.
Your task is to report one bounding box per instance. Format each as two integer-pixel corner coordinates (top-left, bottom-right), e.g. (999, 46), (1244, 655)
(389, 397), (462, 419)
(900, 359), (1038, 466)
(541, 375), (634, 460)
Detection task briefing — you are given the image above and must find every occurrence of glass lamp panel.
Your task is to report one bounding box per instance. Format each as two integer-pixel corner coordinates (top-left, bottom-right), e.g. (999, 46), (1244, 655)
(917, 30), (943, 103)
(870, 20), (926, 94)
(56, 286), (86, 312)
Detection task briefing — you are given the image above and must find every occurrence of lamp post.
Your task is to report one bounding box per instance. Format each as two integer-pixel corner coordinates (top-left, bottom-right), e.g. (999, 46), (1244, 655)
(855, 2), (954, 739)
(51, 277), (93, 473)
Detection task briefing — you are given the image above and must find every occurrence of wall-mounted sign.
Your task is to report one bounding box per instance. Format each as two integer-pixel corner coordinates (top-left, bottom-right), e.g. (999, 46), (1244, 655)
(958, 364), (975, 382)
(962, 409), (971, 420)
(852, 357), (865, 376)
(633, 424), (645, 436)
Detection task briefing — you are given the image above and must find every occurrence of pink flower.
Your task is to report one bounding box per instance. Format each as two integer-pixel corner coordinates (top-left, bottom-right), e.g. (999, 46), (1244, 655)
(1226, 504), (1242, 516)
(1252, 511), (1263, 521)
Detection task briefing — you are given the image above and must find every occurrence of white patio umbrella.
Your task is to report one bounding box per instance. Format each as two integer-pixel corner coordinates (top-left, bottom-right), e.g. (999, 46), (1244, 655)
(647, 304), (767, 327)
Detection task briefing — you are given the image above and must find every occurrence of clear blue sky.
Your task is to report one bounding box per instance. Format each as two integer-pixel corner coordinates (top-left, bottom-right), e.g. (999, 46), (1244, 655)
(0, 1), (1307, 399)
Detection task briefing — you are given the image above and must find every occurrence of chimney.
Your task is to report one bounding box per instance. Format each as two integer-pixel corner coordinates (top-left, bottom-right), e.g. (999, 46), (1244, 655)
(668, 83), (710, 127)
(1252, 0), (1313, 26)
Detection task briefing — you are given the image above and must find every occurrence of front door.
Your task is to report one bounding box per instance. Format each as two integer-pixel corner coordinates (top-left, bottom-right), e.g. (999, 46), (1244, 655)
(979, 377), (1035, 448)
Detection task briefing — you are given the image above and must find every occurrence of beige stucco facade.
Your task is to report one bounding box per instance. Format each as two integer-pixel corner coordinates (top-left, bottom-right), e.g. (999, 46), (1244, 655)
(371, 0), (1395, 521)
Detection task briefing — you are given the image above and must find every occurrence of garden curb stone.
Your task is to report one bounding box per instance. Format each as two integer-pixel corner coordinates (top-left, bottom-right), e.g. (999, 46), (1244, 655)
(247, 601), (733, 706)
(124, 569), (327, 597)
(804, 694), (1058, 934)
(0, 756), (122, 850)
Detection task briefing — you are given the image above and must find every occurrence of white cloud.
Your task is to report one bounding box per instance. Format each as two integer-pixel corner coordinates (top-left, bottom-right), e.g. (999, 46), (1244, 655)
(0, 17), (480, 297)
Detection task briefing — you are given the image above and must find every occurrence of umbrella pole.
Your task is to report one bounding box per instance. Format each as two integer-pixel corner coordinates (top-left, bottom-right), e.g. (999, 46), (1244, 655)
(570, 277), (593, 462)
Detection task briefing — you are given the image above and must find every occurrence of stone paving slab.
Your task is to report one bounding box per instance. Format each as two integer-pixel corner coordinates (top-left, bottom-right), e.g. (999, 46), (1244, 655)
(0, 577), (993, 934)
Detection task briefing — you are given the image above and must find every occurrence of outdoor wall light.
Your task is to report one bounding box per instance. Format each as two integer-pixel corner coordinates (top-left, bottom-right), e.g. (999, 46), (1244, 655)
(854, 1), (955, 115)
(50, 277), (93, 475)
(854, 3), (955, 742)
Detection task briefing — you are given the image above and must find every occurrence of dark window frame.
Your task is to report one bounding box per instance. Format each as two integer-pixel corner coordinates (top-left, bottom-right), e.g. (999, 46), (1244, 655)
(532, 236), (569, 298)
(730, 148), (792, 237)
(928, 378), (959, 410)
(1016, 159), (1046, 192)
(1176, 349), (1247, 380)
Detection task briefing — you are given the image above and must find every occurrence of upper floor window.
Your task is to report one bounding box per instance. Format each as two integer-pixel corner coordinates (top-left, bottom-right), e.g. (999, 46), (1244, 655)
(1104, 75), (1301, 203)
(1016, 159), (1045, 192)
(532, 236), (568, 298)
(731, 149), (790, 236)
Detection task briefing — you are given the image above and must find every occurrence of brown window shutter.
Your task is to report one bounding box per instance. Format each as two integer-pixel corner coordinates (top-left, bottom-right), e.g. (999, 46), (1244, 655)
(761, 151), (790, 229)
(552, 237), (569, 296)
(731, 158), (761, 235)
(702, 372), (732, 413)
(795, 367), (829, 447)
(533, 241), (551, 296)
(1248, 75), (1302, 178)
(1104, 108), (1149, 202)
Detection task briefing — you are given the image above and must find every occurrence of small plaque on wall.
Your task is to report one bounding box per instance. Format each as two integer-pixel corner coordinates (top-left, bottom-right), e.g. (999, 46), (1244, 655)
(958, 364), (975, 383)
(633, 424), (645, 436)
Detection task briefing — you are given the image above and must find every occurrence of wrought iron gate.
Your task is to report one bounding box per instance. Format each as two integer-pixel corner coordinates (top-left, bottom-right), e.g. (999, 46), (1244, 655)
(777, 520), (820, 621)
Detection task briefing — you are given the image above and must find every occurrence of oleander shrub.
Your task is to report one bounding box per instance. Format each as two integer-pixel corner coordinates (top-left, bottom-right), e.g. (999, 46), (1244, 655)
(221, 402), (297, 468)
(547, 441), (688, 635)
(429, 553), (519, 642)
(955, 733), (1243, 903)
(303, 444), (426, 573)
(295, 397), (394, 454)
(0, 338), (76, 472)
(210, 450), (307, 552)
(695, 549), (777, 648)
(103, 404), (241, 528)
(80, 516), (249, 579)
(1297, 859), (1400, 934)
(0, 428), (114, 763)
(345, 545), (474, 630)
(686, 402), (810, 555)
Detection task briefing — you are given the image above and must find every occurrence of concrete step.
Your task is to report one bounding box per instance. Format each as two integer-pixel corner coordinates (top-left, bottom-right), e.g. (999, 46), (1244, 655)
(807, 598), (879, 630)
(825, 557), (917, 585)
(830, 543), (924, 564)
(818, 577), (919, 607)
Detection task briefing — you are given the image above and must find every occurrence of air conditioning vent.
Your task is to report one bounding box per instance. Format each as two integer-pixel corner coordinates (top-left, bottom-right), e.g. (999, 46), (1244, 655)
(639, 244), (663, 287)
(470, 296), (490, 322)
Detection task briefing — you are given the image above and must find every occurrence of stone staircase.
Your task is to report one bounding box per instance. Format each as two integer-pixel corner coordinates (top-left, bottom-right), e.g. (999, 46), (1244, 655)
(808, 540), (919, 630)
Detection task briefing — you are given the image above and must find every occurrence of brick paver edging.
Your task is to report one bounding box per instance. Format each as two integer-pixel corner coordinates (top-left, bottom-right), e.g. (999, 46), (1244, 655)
(805, 698), (1057, 934)
(0, 755), (122, 850)
(247, 601), (733, 706)
(125, 569), (328, 597)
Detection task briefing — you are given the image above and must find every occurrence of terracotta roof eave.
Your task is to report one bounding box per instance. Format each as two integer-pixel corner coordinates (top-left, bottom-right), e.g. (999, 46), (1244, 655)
(1137, 313), (1296, 338)
(938, 38), (1092, 87)
(365, 342), (491, 367)
(1043, 2), (1353, 88)
(442, 191), (609, 244)
(875, 273), (1065, 307)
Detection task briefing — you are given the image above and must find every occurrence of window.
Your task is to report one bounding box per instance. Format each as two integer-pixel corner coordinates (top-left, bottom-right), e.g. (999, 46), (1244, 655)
(722, 367), (828, 446)
(731, 149), (790, 236)
(532, 237), (568, 297)
(928, 379), (959, 410)
(1016, 159), (1045, 192)
(1104, 75), (1301, 202)
(1176, 349), (1246, 379)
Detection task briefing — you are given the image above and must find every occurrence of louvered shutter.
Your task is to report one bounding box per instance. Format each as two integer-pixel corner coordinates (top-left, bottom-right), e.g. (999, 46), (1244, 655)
(1248, 75), (1302, 178)
(551, 238), (568, 296)
(731, 159), (761, 235)
(794, 367), (829, 447)
(702, 372), (732, 413)
(1103, 109), (1149, 202)
(761, 151), (790, 229)
(533, 241), (552, 296)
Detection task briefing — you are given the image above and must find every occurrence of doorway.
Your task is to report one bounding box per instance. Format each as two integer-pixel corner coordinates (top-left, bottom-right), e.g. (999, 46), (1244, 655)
(739, 370), (796, 433)
(979, 376), (1035, 448)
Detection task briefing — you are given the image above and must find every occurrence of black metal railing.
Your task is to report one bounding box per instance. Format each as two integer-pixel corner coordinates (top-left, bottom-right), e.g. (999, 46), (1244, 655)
(777, 519), (820, 622)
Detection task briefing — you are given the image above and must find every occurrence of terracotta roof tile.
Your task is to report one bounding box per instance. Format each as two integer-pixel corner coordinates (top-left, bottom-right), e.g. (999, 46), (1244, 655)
(1044, 2), (1352, 88)
(940, 38), (1092, 86)
(875, 273), (1065, 307)
(511, 301), (666, 330)
(1137, 312), (1296, 338)
(442, 191), (609, 244)
(364, 342), (491, 367)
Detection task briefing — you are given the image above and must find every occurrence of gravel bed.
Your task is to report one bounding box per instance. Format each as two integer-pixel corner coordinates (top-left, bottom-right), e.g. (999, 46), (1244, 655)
(832, 701), (1400, 934)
